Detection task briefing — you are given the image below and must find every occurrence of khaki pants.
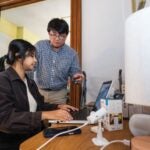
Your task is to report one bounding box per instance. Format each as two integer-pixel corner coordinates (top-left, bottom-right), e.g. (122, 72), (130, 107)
(39, 88), (68, 104)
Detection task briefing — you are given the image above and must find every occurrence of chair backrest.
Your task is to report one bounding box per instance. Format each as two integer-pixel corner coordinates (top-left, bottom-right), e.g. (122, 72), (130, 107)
(80, 71), (87, 108)
(0, 55), (7, 72)
(68, 71), (87, 109)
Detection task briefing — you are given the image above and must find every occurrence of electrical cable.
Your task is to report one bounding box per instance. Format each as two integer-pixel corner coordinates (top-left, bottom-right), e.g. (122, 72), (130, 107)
(100, 139), (130, 150)
(36, 121), (89, 150)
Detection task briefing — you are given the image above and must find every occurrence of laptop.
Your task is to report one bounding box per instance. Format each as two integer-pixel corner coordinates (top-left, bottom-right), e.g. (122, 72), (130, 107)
(48, 80), (112, 124)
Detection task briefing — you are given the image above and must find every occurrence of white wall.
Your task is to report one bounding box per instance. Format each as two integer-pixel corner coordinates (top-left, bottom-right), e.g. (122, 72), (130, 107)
(0, 32), (12, 57)
(82, 0), (132, 103)
(0, 0), (134, 103)
(0, 0), (70, 56)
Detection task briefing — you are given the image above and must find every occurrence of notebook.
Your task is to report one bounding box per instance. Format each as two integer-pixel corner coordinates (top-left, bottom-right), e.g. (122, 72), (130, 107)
(48, 80), (112, 124)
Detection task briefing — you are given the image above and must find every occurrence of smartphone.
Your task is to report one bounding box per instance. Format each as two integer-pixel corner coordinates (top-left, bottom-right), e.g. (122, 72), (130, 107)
(43, 126), (81, 138)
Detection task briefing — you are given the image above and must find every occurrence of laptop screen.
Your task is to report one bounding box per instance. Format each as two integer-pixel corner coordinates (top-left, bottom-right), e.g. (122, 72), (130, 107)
(94, 81), (112, 110)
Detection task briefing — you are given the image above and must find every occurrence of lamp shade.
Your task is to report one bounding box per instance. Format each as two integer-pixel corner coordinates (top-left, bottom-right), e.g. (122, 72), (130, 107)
(125, 7), (150, 106)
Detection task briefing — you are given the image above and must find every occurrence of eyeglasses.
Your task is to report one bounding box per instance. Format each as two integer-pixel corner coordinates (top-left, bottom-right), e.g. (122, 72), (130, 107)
(49, 33), (67, 40)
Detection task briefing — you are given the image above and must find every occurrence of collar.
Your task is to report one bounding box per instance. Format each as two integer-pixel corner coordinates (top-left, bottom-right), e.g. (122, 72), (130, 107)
(6, 67), (21, 81)
(6, 67), (28, 82)
(49, 41), (65, 53)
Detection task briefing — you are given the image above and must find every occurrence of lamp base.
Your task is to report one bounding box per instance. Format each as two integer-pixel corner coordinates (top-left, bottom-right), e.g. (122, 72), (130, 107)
(91, 119), (109, 146)
(91, 125), (104, 133)
(92, 137), (109, 146)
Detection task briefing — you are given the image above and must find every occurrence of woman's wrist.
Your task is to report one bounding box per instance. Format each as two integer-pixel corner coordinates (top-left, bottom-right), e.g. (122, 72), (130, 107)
(57, 104), (62, 109)
(41, 111), (49, 120)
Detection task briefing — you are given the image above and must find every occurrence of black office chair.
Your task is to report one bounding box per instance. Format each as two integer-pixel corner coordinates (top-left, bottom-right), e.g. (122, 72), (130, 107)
(0, 55), (7, 72)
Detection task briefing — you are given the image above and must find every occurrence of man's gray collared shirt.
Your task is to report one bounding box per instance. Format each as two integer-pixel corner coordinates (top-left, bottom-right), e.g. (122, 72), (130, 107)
(34, 40), (80, 90)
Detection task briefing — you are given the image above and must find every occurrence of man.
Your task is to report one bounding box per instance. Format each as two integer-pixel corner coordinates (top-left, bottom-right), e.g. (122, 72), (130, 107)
(34, 18), (84, 104)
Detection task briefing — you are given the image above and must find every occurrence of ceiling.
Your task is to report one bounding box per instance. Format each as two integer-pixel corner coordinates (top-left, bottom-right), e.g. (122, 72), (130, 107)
(1, 0), (70, 40)
(0, 0), (44, 10)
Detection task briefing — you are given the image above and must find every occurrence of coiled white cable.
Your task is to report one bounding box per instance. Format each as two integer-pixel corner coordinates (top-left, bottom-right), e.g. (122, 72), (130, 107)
(100, 139), (130, 150)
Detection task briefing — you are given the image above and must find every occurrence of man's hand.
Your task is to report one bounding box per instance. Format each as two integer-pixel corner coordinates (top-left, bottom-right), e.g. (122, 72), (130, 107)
(72, 72), (84, 83)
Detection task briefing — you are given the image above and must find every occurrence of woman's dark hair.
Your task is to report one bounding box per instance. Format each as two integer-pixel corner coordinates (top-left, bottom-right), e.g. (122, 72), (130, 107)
(6, 39), (35, 65)
(47, 18), (69, 35)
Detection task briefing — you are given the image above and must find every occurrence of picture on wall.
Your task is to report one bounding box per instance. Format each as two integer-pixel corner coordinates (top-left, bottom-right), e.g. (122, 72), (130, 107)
(132, 0), (146, 12)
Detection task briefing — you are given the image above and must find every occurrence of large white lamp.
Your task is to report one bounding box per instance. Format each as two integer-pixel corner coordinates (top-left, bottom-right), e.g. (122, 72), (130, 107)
(125, 6), (150, 136)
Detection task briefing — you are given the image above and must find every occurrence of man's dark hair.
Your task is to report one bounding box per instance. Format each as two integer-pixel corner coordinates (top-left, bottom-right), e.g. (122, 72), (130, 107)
(47, 18), (69, 35)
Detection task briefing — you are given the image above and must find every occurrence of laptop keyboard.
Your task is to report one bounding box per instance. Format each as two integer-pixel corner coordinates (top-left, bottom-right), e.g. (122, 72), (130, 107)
(70, 107), (90, 120)
(48, 107), (92, 124)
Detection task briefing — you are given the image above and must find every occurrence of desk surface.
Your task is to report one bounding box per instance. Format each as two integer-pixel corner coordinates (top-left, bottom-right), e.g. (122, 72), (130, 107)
(20, 120), (132, 150)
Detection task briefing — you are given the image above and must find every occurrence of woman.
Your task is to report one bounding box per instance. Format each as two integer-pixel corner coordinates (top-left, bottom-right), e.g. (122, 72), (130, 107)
(0, 39), (77, 150)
